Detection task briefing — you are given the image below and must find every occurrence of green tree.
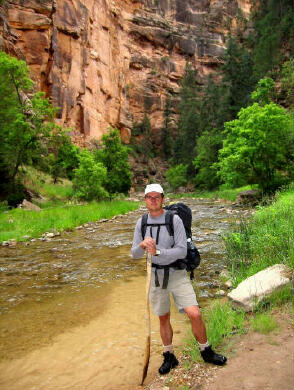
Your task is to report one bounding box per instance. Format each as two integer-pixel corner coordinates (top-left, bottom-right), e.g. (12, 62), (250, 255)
(94, 128), (132, 196)
(280, 59), (294, 110)
(72, 149), (108, 201)
(161, 96), (174, 158)
(166, 164), (188, 191)
(251, 77), (276, 106)
(198, 75), (231, 133)
(217, 103), (293, 192)
(175, 62), (200, 167)
(193, 129), (223, 190)
(249, 0), (294, 79)
(131, 114), (155, 159)
(46, 130), (80, 182)
(221, 36), (255, 118)
(0, 51), (68, 204)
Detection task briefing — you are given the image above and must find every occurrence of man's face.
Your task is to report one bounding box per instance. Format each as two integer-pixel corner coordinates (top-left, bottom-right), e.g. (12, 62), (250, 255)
(144, 191), (164, 212)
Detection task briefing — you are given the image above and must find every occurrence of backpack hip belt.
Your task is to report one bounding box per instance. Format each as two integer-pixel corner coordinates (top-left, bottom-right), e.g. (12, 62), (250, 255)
(152, 261), (186, 289)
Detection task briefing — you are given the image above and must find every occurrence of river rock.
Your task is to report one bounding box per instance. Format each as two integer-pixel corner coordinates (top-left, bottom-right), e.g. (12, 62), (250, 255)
(2, 239), (16, 246)
(215, 289), (226, 297)
(224, 280), (233, 289)
(228, 264), (292, 311)
(220, 269), (230, 279)
(43, 232), (60, 238)
(45, 232), (55, 238)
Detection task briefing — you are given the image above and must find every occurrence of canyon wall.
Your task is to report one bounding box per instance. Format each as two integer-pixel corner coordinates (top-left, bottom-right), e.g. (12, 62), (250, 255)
(0, 0), (252, 145)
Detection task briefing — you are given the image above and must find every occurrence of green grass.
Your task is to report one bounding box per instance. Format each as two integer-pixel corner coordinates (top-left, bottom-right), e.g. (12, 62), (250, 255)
(170, 185), (258, 202)
(38, 182), (73, 201)
(21, 166), (74, 206)
(182, 187), (294, 368)
(249, 313), (278, 334)
(0, 165), (140, 242)
(224, 186), (294, 286)
(255, 284), (294, 312)
(0, 200), (139, 242)
(183, 302), (246, 362)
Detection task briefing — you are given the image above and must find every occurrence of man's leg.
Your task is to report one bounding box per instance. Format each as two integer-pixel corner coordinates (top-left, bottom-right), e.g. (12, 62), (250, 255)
(158, 312), (179, 374)
(184, 305), (207, 343)
(159, 311), (173, 345)
(149, 274), (178, 375)
(184, 305), (227, 366)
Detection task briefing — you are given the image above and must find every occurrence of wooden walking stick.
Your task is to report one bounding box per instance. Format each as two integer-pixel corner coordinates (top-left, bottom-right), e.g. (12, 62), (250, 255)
(140, 252), (152, 386)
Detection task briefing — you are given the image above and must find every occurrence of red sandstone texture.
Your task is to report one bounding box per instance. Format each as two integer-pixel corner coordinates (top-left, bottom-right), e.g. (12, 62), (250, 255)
(0, 0), (252, 144)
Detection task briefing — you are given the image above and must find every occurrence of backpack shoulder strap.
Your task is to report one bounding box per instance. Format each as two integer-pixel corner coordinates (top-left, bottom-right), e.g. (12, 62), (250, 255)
(164, 210), (174, 236)
(141, 213), (148, 239)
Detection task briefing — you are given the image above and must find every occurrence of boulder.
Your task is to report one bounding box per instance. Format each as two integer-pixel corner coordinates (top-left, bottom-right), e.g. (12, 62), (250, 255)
(21, 199), (41, 211)
(176, 186), (188, 193)
(228, 264), (292, 312)
(236, 189), (262, 206)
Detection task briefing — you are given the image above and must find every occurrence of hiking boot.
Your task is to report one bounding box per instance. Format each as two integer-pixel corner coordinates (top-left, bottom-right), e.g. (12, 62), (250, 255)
(200, 346), (227, 366)
(158, 351), (179, 375)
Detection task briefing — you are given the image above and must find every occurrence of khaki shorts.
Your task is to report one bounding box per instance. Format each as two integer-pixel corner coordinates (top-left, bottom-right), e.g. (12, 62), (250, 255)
(149, 269), (198, 316)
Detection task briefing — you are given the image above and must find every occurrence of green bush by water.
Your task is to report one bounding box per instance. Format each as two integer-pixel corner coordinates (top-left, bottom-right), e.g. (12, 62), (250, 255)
(0, 200), (139, 242)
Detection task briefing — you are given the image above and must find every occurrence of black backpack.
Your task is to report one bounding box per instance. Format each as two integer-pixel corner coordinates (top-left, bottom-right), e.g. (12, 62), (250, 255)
(141, 202), (201, 280)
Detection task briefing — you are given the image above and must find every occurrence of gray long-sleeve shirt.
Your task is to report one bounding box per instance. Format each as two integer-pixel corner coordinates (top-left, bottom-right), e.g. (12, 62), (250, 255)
(131, 211), (187, 266)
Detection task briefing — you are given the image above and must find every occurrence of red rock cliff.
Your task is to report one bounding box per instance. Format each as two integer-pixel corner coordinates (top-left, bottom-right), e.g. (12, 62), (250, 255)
(0, 0), (252, 144)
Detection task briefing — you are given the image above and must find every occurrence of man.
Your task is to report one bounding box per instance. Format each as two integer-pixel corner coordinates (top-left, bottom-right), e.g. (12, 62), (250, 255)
(131, 183), (227, 375)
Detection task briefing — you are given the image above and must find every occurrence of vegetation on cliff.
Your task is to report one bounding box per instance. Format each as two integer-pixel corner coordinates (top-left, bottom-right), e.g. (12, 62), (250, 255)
(1, 1), (293, 206)
(0, 51), (77, 206)
(131, 1), (294, 195)
(165, 28), (294, 194)
(0, 51), (132, 206)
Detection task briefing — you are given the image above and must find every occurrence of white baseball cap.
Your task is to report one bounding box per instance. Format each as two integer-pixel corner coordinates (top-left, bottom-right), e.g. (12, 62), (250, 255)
(144, 183), (164, 195)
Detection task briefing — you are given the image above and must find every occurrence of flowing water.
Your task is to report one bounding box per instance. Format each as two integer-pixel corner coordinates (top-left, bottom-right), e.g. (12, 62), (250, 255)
(0, 198), (246, 390)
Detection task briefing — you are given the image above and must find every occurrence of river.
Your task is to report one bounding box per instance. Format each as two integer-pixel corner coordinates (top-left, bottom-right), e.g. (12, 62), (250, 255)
(0, 198), (245, 390)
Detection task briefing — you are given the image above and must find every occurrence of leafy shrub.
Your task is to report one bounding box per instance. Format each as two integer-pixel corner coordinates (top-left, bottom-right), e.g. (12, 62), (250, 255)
(73, 150), (108, 201)
(93, 128), (132, 196)
(166, 164), (188, 190)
